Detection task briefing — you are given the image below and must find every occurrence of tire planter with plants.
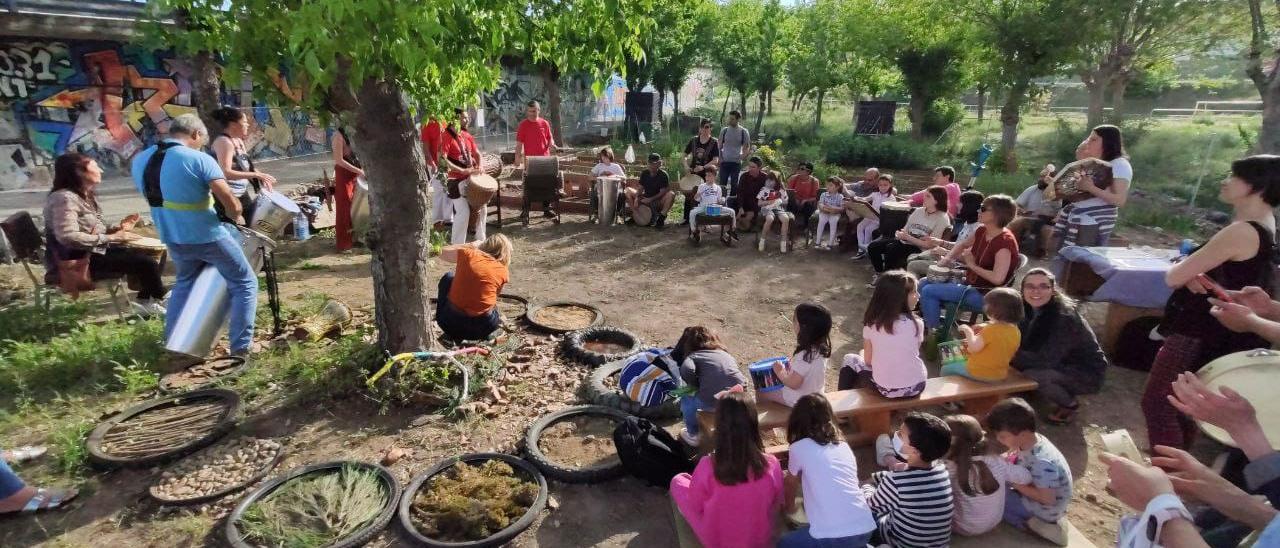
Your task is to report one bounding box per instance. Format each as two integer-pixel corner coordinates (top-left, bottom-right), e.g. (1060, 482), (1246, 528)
(585, 358), (682, 420)
(398, 452), (548, 548)
(559, 326), (642, 366)
(524, 302), (603, 334)
(523, 405), (629, 484)
(86, 388), (241, 469)
(225, 460), (400, 548)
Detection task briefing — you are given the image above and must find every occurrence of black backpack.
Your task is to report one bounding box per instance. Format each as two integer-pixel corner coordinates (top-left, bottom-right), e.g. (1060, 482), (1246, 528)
(612, 416), (695, 488)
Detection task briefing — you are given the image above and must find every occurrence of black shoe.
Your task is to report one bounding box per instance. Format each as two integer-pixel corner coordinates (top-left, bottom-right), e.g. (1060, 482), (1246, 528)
(655, 214), (667, 229)
(542, 209), (556, 218)
(229, 348), (252, 368)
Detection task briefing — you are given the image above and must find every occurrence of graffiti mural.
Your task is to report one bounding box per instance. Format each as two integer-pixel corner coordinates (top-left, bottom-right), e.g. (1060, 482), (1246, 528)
(0, 38), (329, 189)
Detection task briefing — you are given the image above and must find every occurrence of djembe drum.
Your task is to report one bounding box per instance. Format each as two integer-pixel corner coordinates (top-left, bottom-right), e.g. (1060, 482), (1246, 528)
(122, 236), (169, 292)
(878, 201), (912, 238)
(465, 173), (498, 231)
(1046, 158), (1112, 203)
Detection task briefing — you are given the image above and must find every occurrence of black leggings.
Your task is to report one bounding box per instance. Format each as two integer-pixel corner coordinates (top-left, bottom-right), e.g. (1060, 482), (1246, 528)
(867, 239), (921, 273)
(91, 247), (166, 299)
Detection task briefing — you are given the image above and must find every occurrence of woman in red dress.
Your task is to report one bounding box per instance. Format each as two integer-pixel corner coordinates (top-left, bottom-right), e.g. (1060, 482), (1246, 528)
(331, 128), (364, 252)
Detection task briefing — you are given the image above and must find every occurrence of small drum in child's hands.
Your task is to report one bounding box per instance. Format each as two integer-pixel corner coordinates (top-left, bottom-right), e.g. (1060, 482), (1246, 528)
(749, 357), (789, 393)
(938, 340), (967, 368)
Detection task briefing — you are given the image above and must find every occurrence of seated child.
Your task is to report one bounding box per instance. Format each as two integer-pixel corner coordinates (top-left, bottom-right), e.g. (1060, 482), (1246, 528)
(839, 271), (928, 399)
(689, 164), (727, 234)
(670, 392), (783, 548)
(761, 303), (832, 407)
(780, 394), (877, 547)
(814, 177), (848, 250)
(907, 190), (985, 278)
(987, 398), (1073, 546)
(757, 170), (794, 252)
(851, 174), (898, 259)
(944, 288), (1023, 382)
(675, 326), (748, 447)
(944, 415), (1032, 536)
(862, 412), (955, 548)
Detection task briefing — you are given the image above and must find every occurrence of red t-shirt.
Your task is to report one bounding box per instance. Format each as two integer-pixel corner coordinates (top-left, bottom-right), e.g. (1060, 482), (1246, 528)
(966, 226), (1020, 288)
(440, 128), (481, 181)
(449, 248), (509, 316)
(516, 118), (554, 157)
(787, 174), (820, 202)
(420, 120), (443, 166)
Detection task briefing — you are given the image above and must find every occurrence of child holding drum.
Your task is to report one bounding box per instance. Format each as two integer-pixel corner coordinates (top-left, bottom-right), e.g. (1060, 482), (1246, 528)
(688, 165), (727, 234)
(943, 288), (1023, 382)
(839, 271), (929, 399)
(757, 303), (833, 407)
(851, 174), (899, 259)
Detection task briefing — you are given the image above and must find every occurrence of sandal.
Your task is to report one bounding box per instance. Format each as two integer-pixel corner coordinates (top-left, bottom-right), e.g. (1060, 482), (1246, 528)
(1046, 404), (1079, 425)
(2, 446), (47, 464)
(3, 487), (79, 515)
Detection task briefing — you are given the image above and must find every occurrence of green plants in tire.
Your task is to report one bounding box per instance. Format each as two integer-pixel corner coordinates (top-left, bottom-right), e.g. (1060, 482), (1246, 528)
(523, 405), (629, 483)
(226, 461), (400, 548)
(560, 326), (642, 366)
(400, 452), (548, 547)
(586, 350), (682, 420)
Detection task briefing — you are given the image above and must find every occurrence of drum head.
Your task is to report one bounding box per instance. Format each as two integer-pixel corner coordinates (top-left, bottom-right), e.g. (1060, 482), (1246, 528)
(527, 156), (560, 176)
(128, 236), (166, 250)
(468, 173), (498, 191)
(633, 203), (653, 226)
(1197, 348), (1280, 450)
(261, 190), (301, 213)
(677, 174), (702, 192)
(848, 201), (878, 219)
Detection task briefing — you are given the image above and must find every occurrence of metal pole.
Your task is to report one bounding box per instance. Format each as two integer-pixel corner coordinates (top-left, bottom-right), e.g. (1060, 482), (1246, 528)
(1189, 132), (1222, 210)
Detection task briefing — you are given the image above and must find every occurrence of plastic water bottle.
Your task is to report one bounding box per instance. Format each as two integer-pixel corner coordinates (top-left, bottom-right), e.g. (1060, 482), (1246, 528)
(1179, 238), (1195, 257)
(293, 211), (310, 241)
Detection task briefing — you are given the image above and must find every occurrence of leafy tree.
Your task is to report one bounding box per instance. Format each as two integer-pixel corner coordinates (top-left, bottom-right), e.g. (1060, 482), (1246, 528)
(781, 0), (847, 129)
(1071, 0), (1229, 127)
(710, 0), (767, 119)
(896, 44), (968, 139)
(1246, 0), (1280, 153)
(881, 0), (971, 140)
(626, 0), (713, 127)
(152, 0), (646, 352)
(965, 0), (1086, 172)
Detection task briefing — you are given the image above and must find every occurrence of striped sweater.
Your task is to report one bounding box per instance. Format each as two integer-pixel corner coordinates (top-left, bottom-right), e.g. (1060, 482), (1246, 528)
(862, 462), (954, 547)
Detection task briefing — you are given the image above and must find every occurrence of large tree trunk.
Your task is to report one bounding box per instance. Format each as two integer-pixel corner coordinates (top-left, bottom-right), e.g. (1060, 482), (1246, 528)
(1000, 82), (1028, 173)
(976, 85), (986, 122)
(909, 95), (927, 140)
(1108, 76), (1129, 124)
(657, 88), (666, 129)
(190, 51), (222, 134)
(1084, 76), (1107, 129)
(1246, 0), (1280, 153)
(720, 90), (730, 123)
(348, 79), (435, 353)
(739, 89), (748, 118)
(1260, 76), (1280, 153)
(767, 89), (774, 115)
(541, 67), (563, 145)
(814, 88), (826, 130)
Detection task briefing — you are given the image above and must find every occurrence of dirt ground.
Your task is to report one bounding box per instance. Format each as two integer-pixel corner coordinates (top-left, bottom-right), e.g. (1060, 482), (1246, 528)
(3, 211), (1210, 548)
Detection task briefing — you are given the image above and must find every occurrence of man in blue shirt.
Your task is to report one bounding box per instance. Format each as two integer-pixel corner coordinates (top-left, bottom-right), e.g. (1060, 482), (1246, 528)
(131, 113), (257, 360)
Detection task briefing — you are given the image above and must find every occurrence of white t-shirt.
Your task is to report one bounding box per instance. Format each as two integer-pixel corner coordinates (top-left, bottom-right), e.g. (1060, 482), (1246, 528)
(903, 208), (951, 240)
(1073, 156), (1132, 209)
(591, 162), (625, 177)
(757, 185), (788, 210)
(947, 455), (1033, 536)
(779, 350), (827, 406)
(867, 191), (893, 212)
(788, 438), (878, 539)
(863, 316), (927, 390)
(695, 182), (725, 206)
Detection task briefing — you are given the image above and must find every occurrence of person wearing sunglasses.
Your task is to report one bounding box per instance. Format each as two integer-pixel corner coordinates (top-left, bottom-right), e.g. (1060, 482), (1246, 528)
(919, 195), (1020, 336)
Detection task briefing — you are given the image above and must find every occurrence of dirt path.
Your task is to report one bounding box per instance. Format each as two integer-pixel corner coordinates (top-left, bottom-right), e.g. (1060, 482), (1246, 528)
(4, 215), (1202, 547)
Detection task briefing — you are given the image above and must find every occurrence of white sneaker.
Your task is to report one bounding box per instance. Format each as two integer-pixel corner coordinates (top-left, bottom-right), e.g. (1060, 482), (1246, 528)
(758, 238), (766, 252)
(131, 299), (166, 318)
(816, 244), (830, 251)
(679, 429), (700, 447)
(780, 240), (789, 253)
(1027, 517), (1069, 546)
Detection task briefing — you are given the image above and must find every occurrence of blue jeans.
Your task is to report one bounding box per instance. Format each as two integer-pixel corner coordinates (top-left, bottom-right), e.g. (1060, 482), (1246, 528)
(778, 526), (872, 548)
(680, 395), (708, 436)
(1004, 488), (1033, 529)
(719, 161), (742, 196)
(435, 272), (500, 341)
(0, 457), (25, 499)
(167, 233), (259, 353)
(919, 280), (984, 329)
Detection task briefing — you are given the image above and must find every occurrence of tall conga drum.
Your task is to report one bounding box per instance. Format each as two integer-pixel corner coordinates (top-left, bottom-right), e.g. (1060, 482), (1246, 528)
(466, 173), (498, 230)
(878, 201), (912, 238)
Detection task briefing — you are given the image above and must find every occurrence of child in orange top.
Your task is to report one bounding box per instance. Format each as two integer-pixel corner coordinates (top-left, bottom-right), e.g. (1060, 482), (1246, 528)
(942, 288), (1023, 382)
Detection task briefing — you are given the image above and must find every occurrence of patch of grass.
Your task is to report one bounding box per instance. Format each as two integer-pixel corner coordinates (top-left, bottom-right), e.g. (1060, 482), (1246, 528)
(51, 418), (94, 477)
(113, 361), (160, 394)
(0, 318), (165, 405)
(0, 298), (92, 344)
(232, 325), (381, 405)
(295, 261), (327, 271)
(1119, 201), (1202, 234)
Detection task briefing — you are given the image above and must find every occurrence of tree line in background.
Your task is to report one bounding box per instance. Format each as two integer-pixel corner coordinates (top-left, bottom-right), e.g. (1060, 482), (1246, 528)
(142, 0), (1277, 355)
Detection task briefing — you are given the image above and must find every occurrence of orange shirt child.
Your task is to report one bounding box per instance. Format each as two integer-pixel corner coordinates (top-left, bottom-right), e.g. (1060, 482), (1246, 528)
(448, 248), (510, 316)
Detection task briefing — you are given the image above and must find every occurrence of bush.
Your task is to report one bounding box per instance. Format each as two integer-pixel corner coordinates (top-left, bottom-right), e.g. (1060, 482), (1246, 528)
(823, 132), (933, 169)
(922, 99), (966, 137)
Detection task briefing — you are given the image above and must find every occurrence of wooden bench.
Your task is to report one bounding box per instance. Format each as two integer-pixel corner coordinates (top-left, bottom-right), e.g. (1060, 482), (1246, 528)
(697, 371), (1038, 454)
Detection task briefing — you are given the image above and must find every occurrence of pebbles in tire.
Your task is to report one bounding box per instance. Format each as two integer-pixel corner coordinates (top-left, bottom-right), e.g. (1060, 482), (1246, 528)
(524, 406), (628, 483)
(150, 437), (282, 504)
(560, 326), (642, 366)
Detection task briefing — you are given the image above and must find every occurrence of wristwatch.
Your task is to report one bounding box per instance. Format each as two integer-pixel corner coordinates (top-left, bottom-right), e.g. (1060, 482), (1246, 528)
(1143, 494), (1192, 543)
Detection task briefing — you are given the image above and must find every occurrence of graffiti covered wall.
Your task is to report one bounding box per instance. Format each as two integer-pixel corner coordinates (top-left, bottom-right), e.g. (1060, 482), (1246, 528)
(0, 38), (329, 190)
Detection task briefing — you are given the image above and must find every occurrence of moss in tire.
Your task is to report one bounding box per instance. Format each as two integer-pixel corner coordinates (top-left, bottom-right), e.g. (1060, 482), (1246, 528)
(585, 358), (682, 420)
(560, 326), (642, 366)
(523, 406), (629, 484)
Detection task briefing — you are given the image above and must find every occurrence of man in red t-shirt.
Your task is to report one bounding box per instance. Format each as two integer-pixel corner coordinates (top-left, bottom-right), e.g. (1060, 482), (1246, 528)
(514, 100), (560, 216)
(439, 109), (485, 246)
(421, 118), (450, 228)
(786, 161), (820, 229)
